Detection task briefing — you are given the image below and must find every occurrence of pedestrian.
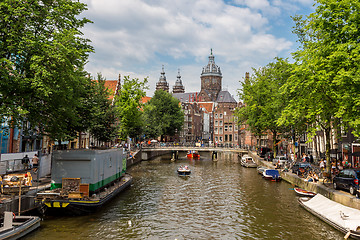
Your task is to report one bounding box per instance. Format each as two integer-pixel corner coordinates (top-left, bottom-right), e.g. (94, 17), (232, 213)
(22, 155), (30, 169)
(319, 159), (325, 172)
(32, 154), (39, 173)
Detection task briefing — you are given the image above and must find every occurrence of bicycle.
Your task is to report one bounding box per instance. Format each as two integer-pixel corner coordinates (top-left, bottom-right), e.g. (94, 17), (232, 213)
(321, 172), (332, 186)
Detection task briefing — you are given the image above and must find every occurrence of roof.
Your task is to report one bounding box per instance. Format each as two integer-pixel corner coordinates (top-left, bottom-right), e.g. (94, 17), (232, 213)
(141, 96), (151, 104)
(172, 92), (200, 103)
(198, 102), (214, 113)
(216, 90), (237, 103)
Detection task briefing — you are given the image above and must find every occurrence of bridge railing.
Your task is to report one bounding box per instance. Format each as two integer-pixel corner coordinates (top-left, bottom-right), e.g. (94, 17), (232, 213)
(141, 142), (246, 150)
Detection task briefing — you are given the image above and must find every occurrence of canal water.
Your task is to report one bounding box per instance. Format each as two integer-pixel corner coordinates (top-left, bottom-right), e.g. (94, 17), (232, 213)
(25, 152), (343, 240)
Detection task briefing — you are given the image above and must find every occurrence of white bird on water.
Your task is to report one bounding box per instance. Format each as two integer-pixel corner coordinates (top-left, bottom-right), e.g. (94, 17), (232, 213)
(128, 220), (132, 227)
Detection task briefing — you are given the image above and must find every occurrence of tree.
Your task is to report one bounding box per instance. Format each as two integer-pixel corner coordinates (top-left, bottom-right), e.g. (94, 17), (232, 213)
(236, 58), (293, 153)
(115, 76), (148, 141)
(281, 0), (360, 173)
(87, 73), (118, 144)
(143, 90), (183, 140)
(0, 0), (93, 140)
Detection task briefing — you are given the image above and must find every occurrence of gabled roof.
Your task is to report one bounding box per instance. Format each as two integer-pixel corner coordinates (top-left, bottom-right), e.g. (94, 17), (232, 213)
(103, 80), (118, 100)
(216, 90), (237, 103)
(198, 102), (214, 113)
(141, 96), (151, 104)
(172, 92), (200, 103)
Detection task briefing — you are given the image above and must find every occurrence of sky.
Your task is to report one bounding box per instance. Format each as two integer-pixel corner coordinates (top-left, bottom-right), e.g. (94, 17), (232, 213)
(81, 0), (316, 99)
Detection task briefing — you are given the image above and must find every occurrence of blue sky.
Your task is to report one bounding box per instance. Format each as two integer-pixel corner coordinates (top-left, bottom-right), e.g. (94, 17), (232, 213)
(81, 0), (316, 99)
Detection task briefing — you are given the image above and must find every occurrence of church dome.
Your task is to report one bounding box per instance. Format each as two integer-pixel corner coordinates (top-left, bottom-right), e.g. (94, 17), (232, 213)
(201, 49), (222, 77)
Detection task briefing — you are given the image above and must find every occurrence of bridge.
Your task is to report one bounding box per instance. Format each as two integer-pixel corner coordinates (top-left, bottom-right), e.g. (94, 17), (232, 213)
(140, 145), (248, 160)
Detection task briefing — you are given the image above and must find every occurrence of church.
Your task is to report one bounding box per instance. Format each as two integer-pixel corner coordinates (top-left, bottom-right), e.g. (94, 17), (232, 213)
(155, 50), (241, 147)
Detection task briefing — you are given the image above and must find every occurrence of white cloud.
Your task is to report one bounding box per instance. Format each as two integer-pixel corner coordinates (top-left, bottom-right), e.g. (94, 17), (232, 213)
(80, 0), (312, 97)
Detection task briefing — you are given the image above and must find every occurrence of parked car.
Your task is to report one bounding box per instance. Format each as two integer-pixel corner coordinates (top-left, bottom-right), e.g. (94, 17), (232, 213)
(333, 168), (360, 195)
(291, 162), (312, 175)
(264, 152), (274, 162)
(272, 155), (288, 167)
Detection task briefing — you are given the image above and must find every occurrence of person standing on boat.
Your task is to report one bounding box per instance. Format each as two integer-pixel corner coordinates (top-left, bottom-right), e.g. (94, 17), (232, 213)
(32, 154), (39, 173)
(22, 155), (30, 170)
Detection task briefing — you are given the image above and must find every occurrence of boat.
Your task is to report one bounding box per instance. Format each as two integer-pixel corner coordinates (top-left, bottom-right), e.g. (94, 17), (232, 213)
(263, 169), (281, 181)
(177, 165), (191, 176)
(257, 166), (266, 175)
(294, 187), (316, 197)
(187, 151), (200, 159)
(0, 212), (40, 240)
(36, 149), (132, 215)
(240, 155), (257, 168)
(299, 194), (360, 239)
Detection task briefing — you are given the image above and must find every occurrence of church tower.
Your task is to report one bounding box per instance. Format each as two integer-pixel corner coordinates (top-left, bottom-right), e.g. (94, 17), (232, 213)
(172, 69), (185, 94)
(156, 65), (169, 92)
(199, 49), (222, 102)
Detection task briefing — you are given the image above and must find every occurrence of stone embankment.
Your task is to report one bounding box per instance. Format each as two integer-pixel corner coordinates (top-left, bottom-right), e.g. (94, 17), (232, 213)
(248, 151), (360, 210)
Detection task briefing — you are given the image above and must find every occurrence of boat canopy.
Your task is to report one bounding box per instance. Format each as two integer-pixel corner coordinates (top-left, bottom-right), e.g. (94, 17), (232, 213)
(302, 194), (360, 231)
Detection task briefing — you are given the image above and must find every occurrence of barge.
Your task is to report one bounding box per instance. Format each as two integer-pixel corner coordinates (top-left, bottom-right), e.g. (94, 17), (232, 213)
(36, 149), (132, 215)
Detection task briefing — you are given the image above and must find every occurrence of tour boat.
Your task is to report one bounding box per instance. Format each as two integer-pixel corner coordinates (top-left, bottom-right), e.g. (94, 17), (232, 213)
(240, 155), (257, 168)
(36, 149), (132, 215)
(177, 165), (191, 176)
(299, 194), (360, 239)
(187, 151), (200, 159)
(0, 212), (40, 240)
(294, 188), (316, 197)
(262, 169), (281, 181)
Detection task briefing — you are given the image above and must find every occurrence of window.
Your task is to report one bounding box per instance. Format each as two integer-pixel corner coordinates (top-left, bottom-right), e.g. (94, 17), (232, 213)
(219, 128), (223, 134)
(215, 128), (218, 134)
(235, 134), (238, 141)
(215, 120), (218, 126)
(229, 125), (232, 132)
(229, 134), (232, 142)
(215, 137), (218, 142)
(235, 125), (238, 131)
(220, 121), (223, 126)
(188, 116), (192, 122)
(224, 125), (228, 131)
(215, 113), (218, 119)
(188, 123), (192, 128)
(219, 113), (223, 118)
(225, 135), (228, 141)
(219, 136), (223, 142)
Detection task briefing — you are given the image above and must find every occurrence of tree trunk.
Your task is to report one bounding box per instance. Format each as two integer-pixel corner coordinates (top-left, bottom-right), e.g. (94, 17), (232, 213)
(325, 126), (331, 176)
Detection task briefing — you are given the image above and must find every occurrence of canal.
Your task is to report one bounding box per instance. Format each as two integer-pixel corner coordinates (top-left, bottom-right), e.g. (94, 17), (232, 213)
(25, 152), (343, 239)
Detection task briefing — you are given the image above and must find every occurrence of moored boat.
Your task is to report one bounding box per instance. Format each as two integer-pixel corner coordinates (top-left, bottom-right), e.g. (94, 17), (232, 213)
(263, 169), (281, 181)
(177, 165), (191, 176)
(257, 166), (266, 175)
(299, 194), (360, 239)
(0, 212), (40, 240)
(241, 155), (257, 168)
(187, 151), (200, 159)
(36, 149), (132, 215)
(294, 188), (316, 197)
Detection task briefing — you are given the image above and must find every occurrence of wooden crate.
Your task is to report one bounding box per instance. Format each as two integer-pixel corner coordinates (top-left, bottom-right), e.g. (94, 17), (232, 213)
(62, 178), (81, 195)
(79, 183), (89, 197)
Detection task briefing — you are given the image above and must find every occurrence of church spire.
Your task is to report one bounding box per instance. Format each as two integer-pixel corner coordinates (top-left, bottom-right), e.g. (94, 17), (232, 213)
(156, 65), (169, 92)
(173, 68), (185, 93)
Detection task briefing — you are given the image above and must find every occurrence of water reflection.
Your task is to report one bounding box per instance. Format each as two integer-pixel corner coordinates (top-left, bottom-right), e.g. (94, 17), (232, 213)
(25, 152), (343, 240)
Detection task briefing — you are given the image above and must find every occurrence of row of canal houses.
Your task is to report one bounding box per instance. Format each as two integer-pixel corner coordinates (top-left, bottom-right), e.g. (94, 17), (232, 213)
(1, 50), (359, 169)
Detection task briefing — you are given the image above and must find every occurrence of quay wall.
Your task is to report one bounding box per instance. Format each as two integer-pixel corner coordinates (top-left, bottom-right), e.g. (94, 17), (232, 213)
(249, 151), (360, 210)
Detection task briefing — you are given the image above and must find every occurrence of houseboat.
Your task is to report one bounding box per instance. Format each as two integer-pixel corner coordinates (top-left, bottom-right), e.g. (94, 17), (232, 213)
(36, 149), (132, 215)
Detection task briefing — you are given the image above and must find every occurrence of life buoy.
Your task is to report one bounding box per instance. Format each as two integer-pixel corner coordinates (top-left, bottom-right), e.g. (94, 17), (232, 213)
(12, 212), (16, 219)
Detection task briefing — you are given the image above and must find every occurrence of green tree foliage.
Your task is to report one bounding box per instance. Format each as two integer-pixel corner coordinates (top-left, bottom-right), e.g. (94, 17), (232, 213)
(0, 0), (93, 140)
(115, 76), (148, 141)
(143, 90), (183, 140)
(280, 0), (360, 172)
(236, 58), (293, 152)
(87, 73), (118, 143)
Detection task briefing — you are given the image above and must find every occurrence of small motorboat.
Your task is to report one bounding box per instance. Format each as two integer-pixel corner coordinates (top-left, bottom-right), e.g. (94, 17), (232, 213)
(257, 166), (266, 175)
(294, 188), (316, 197)
(177, 165), (191, 176)
(240, 155), (257, 168)
(263, 169), (281, 181)
(187, 151), (200, 159)
(0, 212), (41, 240)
